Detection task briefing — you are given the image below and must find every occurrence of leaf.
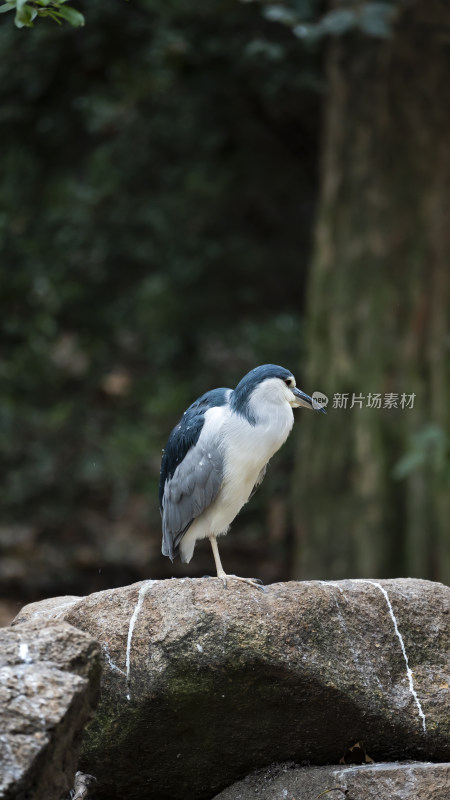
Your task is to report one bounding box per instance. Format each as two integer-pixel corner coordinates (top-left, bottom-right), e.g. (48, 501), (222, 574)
(263, 4), (297, 27)
(15, 1), (37, 27)
(392, 450), (425, 480)
(414, 423), (447, 450)
(339, 740), (374, 765)
(0, 2), (15, 13)
(56, 5), (84, 26)
(320, 9), (357, 36)
(393, 424), (449, 480)
(293, 22), (323, 42)
(359, 2), (396, 39)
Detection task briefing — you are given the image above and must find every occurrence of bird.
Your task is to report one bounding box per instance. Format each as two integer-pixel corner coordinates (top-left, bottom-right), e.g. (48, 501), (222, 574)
(159, 364), (325, 588)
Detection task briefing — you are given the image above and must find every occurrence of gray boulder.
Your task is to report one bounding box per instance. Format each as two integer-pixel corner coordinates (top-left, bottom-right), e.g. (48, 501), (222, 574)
(0, 620), (100, 800)
(14, 577), (450, 800)
(213, 761), (450, 800)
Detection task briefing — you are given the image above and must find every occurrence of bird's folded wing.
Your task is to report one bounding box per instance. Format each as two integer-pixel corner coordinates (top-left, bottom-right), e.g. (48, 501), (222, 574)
(161, 440), (224, 558)
(159, 388), (230, 560)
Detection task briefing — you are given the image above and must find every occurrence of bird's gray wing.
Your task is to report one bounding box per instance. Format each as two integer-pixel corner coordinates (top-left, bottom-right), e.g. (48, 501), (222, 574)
(161, 436), (224, 559)
(249, 465), (267, 499)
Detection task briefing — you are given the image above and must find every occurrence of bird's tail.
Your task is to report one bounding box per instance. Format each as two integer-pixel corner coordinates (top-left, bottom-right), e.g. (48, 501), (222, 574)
(161, 523), (174, 561)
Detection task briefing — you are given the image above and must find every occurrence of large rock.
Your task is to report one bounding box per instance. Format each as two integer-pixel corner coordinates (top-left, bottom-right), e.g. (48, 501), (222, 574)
(213, 761), (450, 800)
(0, 620), (100, 800)
(14, 578), (450, 800)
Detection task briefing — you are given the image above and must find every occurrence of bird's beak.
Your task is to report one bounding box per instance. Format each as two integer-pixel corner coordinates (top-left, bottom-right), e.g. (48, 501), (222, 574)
(291, 387), (327, 414)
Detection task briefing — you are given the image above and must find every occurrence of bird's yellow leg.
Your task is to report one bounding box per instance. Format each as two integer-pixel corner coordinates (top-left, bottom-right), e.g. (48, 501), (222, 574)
(208, 535), (265, 591)
(208, 535), (226, 581)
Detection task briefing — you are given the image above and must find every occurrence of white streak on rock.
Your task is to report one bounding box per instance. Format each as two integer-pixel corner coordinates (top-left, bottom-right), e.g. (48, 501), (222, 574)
(125, 581), (156, 699)
(29, 598), (79, 619)
(103, 644), (126, 676)
(18, 642), (33, 664)
(354, 579), (427, 732)
(53, 599), (79, 618)
(317, 580), (344, 594)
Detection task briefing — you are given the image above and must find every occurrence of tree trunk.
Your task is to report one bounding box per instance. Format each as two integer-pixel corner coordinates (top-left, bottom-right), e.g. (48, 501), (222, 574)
(294, 1), (450, 583)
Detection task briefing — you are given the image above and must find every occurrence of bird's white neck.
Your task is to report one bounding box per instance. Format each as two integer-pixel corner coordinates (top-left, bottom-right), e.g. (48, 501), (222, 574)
(248, 378), (294, 425)
(245, 385), (294, 460)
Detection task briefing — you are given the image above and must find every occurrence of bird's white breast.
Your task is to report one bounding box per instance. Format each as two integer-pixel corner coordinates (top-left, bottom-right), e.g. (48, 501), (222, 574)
(205, 402), (293, 532)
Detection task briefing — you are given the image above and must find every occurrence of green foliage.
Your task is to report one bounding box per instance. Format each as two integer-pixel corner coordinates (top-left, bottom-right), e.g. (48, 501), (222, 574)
(262, 1), (398, 42)
(0, 0), (84, 28)
(393, 424), (450, 486)
(0, 0), (320, 545)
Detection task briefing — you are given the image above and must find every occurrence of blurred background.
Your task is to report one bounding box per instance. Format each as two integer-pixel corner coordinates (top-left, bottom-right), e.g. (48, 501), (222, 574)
(1, 0), (449, 624)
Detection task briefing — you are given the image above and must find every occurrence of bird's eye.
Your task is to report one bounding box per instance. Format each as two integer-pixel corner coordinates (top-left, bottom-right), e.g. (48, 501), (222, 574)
(285, 378), (293, 387)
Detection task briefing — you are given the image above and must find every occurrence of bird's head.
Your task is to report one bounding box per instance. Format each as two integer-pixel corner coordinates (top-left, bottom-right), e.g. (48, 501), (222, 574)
(231, 364), (326, 422)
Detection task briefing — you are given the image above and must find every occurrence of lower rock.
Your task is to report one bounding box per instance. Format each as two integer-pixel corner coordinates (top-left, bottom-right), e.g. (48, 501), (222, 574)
(0, 620), (100, 800)
(213, 761), (450, 800)
(13, 578), (449, 800)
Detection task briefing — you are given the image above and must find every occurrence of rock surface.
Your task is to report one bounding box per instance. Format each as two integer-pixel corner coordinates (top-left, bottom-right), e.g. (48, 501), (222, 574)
(0, 620), (100, 800)
(213, 761), (450, 800)
(14, 577), (450, 800)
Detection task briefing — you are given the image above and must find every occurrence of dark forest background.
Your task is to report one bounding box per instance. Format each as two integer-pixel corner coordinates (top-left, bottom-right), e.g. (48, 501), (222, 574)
(1, 0), (449, 623)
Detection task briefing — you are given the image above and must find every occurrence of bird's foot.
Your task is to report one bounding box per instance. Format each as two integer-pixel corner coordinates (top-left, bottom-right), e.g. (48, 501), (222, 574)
(216, 573), (266, 591)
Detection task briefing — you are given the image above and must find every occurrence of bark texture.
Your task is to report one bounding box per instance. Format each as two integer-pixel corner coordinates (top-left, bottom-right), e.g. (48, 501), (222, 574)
(295, 1), (450, 581)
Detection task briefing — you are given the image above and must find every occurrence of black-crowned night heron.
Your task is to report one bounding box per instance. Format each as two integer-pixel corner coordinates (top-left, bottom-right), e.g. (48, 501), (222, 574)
(159, 364), (325, 588)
